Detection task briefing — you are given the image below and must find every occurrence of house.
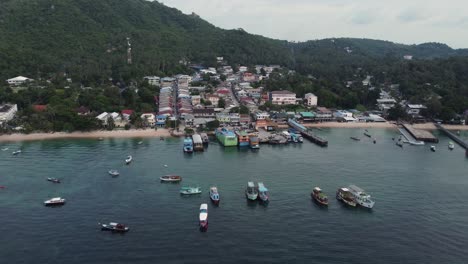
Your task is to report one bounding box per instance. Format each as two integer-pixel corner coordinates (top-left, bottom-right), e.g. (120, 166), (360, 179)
(143, 76), (160, 86)
(96, 112), (109, 125)
(191, 95), (201, 105)
(255, 112), (270, 120)
(193, 108), (215, 118)
(6, 76), (33, 86)
(377, 98), (397, 111)
(315, 107), (333, 121)
(206, 94), (219, 106)
(406, 104), (427, 116)
(368, 114), (386, 122)
(0, 104), (18, 124)
(121, 109), (134, 120)
(269, 90), (297, 105)
(160, 77), (175, 87)
(239, 66), (248, 72)
(242, 72), (256, 82)
(334, 110), (356, 122)
(304, 93), (318, 106)
(255, 120), (277, 131)
(109, 112), (122, 122)
(156, 115), (167, 127)
(76, 106), (90, 116)
(141, 113), (156, 127)
(239, 114), (250, 124)
(237, 90), (248, 97)
(248, 88), (262, 98)
(216, 88), (230, 97)
(300, 112), (315, 122)
(362, 75), (372, 86)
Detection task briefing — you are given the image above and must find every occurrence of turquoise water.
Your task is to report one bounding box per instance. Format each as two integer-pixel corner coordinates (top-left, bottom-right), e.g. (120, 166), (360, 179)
(1, 128), (468, 264)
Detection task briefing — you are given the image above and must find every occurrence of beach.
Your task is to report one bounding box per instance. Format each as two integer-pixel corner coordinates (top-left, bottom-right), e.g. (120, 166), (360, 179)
(0, 129), (171, 142)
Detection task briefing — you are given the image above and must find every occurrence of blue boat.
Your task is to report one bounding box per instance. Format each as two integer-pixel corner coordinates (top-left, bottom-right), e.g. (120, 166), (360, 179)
(183, 137), (194, 153)
(257, 182), (269, 203)
(290, 133), (303, 143)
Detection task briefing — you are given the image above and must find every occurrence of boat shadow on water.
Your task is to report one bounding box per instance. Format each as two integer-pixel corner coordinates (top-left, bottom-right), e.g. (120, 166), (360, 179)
(337, 202), (374, 213)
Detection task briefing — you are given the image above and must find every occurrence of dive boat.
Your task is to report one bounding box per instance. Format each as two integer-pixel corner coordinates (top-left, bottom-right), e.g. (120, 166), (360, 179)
(430, 145), (436, 152)
(245, 182), (258, 201)
(257, 182), (269, 203)
(47, 177), (61, 183)
(12, 150), (22, 155)
(108, 170), (120, 177)
(350, 137), (361, 141)
(100, 222), (129, 232)
(249, 135), (260, 149)
(183, 137), (194, 153)
(180, 186), (202, 195)
(200, 133), (209, 145)
(160, 175), (182, 182)
(311, 187), (328, 206)
(216, 128), (238, 147)
(199, 203), (208, 231)
(236, 131), (250, 147)
(209, 186), (220, 205)
(448, 142), (455, 150)
(125, 155), (133, 164)
(347, 185), (375, 209)
(44, 197), (66, 206)
(336, 188), (357, 207)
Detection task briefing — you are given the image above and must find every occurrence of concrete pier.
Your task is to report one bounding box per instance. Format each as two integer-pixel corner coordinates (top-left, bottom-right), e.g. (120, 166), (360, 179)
(402, 124), (438, 143)
(435, 123), (468, 149)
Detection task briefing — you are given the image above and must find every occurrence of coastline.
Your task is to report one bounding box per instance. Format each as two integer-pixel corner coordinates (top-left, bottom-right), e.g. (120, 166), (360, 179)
(0, 129), (171, 142)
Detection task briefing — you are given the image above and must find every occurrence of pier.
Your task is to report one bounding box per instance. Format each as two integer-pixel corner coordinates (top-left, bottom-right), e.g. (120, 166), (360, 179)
(402, 124), (438, 143)
(288, 119), (328, 147)
(397, 127), (425, 145)
(435, 123), (468, 149)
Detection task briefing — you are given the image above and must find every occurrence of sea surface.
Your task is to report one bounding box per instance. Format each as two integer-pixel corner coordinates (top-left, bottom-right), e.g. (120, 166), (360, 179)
(1, 128), (468, 264)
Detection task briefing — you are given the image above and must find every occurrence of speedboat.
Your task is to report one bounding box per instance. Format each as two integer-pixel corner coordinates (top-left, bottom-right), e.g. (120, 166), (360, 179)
(100, 222), (129, 232)
(245, 182), (258, 201)
(430, 145), (436, 152)
(350, 137), (361, 141)
(47, 177), (61, 183)
(448, 142), (455, 150)
(311, 187), (328, 206)
(347, 185), (375, 209)
(180, 186), (202, 195)
(257, 182), (269, 203)
(336, 188), (356, 207)
(199, 204), (208, 231)
(12, 150), (22, 155)
(125, 155), (133, 164)
(209, 186), (220, 205)
(44, 197), (66, 206)
(160, 175), (182, 182)
(108, 170), (120, 177)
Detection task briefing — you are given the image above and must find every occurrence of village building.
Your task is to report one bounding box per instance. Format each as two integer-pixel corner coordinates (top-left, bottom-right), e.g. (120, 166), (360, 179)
(141, 113), (156, 127)
(6, 76), (33, 86)
(143, 76), (160, 86)
(269, 90), (297, 105)
(406, 104), (427, 116)
(315, 107), (334, 121)
(304, 93), (318, 106)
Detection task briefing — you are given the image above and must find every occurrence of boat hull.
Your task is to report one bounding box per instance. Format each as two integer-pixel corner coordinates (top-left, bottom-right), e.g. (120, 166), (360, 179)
(216, 129), (238, 147)
(311, 194), (329, 206)
(246, 192), (258, 201)
(238, 141), (250, 147)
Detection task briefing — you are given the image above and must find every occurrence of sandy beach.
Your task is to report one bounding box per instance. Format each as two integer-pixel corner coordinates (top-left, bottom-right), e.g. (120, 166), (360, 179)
(301, 122), (397, 129)
(0, 129), (171, 142)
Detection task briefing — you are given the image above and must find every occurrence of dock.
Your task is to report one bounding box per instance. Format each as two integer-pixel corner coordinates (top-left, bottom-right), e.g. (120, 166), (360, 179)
(402, 124), (438, 143)
(435, 123), (468, 149)
(288, 119), (328, 147)
(398, 127), (425, 145)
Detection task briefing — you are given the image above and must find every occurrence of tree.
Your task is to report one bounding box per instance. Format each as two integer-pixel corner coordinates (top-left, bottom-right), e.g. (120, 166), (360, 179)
(440, 106), (455, 121)
(107, 116), (115, 131)
(218, 98), (225, 108)
(387, 104), (407, 121)
(206, 120), (220, 129)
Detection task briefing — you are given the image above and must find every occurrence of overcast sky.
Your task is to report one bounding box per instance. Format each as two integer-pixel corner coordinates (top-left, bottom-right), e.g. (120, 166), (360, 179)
(160, 0), (468, 48)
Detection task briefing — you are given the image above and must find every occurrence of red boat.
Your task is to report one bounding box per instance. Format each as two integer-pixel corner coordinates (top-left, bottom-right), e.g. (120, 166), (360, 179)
(160, 175), (182, 182)
(311, 187), (328, 206)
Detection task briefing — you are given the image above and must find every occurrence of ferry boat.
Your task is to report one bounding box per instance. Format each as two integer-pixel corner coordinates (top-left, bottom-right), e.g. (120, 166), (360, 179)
(311, 187), (328, 206)
(347, 185), (375, 209)
(125, 155), (133, 164)
(209, 186), (220, 205)
(448, 142), (455, 150)
(47, 177), (61, 183)
(100, 222), (129, 233)
(192, 134), (204, 152)
(44, 197), (66, 206)
(199, 203), (208, 231)
(245, 182), (258, 201)
(236, 131), (250, 147)
(200, 133), (209, 145)
(160, 175), (182, 182)
(257, 182), (269, 203)
(336, 188), (357, 207)
(249, 135), (260, 149)
(183, 137), (194, 153)
(216, 128), (238, 147)
(180, 186), (202, 195)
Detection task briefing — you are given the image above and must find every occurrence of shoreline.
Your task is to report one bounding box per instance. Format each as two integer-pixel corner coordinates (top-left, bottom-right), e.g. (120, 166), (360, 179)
(0, 129), (171, 142)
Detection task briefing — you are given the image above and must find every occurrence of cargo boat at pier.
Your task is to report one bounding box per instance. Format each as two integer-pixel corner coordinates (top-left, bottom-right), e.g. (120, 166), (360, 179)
(192, 134), (204, 152)
(249, 135), (260, 149)
(200, 133), (209, 145)
(236, 131), (250, 147)
(216, 128), (238, 147)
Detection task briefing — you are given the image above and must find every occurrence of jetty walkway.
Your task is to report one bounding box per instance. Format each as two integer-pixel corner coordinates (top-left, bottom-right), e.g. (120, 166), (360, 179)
(288, 119), (328, 147)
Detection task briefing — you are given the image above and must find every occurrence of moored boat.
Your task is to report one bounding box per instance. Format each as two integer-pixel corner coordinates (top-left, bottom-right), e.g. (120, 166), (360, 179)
(216, 128), (238, 147)
(125, 155), (133, 164)
(396, 141), (404, 148)
(249, 135), (260, 149)
(192, 134), (204, 152)
(160, 175), (182, 182)
(257, 182), (269, 203)
(430, 145), (436, 152)
(236, 131), (250, 147)
(336, 188), (356, 207)
(180, 186), (202, 195)
(311, 187), (328, 206)
(44, 197), (66, 206)
(199, 203), (208, 231)
(47, 177), (61, 183)
(12, 150), (22, 155)
(245, 181), (258, 201)
(200, 133), (209, 145)
(209, 186), (220, 205)
(364, 132), (372, 138)
(108, 170), (120, 177)
(183, 137), (194, 153)
(281, 131), (292, 142)
(347, 185), (375, 209)
(100, 222), (129, 232)
(350, 137), (361, 141)
(448, 142), (455, 150)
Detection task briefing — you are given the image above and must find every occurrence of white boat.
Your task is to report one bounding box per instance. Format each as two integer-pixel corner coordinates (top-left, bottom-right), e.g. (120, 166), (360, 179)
(12, 150), (22, 155)
(125, 155), (133, 164)
(245, 182), (258, 201)
(430, 145), (436, 152)
(209, 186), (220, 205)
(1, 147), (9, 151)
(347, 185), (375, 209)
(44, 197), (66, 206)
(448, 142), (455, 150)
(257, 182), (269, 203)
(160, 175), (182, 182)
(108, 170), (120, 176)
(199, 203), (208, 230)
(101, 222), (129, 232)
(180, 187), (202, 195)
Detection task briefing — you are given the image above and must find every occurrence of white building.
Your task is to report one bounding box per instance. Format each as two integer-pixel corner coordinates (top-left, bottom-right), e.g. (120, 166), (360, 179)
(7, 76), (33, 86)
(269, 90), (297, 105)
(403, 55), (413, 60)
(255, 112), (270, 120)
(0, 104), (18, 124)
(141, 113), (156, 127)
(304, 93), (318, 106)
(377, 98), (397, 111)
(96, 112), (109, 125)
(406, 104), (427, 115)
(239, 66), (248, 72)
(143, 76), (160, 86)
(362, 75), (372, 86)
(334, 110), (356, 122)
(191, 95), (201, 105)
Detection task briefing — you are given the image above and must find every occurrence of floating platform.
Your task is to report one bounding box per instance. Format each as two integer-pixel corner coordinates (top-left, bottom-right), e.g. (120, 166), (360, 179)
(402, 124), (438, 143)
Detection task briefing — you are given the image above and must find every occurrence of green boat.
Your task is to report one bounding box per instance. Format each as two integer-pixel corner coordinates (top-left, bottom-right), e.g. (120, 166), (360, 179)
(216, 128), (238, 147)
(180, 187), (202, 195)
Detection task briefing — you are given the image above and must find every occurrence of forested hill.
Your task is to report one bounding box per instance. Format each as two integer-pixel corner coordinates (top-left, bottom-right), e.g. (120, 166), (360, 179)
(0, 0), (467, 83)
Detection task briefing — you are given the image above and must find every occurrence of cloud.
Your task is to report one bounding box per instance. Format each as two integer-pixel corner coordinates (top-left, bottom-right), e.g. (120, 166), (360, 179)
(397, 9), (430, 23)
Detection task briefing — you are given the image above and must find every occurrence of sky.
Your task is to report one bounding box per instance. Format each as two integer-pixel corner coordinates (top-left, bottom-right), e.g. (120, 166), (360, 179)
(160, 0), (468, 48)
